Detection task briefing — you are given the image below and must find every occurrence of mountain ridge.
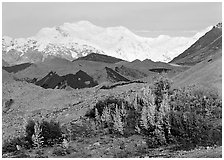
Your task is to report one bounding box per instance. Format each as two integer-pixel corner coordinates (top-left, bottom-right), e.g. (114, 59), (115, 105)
(2, 21), (212, 65)
(73, 53), (125, 63)
(170, 23), (222, 65)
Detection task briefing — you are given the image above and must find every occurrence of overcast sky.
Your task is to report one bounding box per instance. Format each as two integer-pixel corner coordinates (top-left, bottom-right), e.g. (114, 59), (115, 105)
(2, 2), (222, 38)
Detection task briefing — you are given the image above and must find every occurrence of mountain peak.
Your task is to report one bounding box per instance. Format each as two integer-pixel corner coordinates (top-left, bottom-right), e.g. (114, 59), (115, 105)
(2, 36), (13, 46)
(2, 21), (215, 65)
(76, 20), (95, 26)
(170, 23), (222, 65)
(215, 22), (222, 29)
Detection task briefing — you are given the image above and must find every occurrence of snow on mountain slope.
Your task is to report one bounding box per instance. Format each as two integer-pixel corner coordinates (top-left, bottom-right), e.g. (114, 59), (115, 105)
(2, 21), (212, 64)
(170, 23), (222, 65)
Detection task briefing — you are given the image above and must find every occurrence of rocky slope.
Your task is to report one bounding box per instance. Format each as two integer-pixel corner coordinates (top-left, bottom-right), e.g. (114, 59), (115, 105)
(170, 23), (222, 96)
(35, 70), (98, 89)
(170, 23), (222, 65)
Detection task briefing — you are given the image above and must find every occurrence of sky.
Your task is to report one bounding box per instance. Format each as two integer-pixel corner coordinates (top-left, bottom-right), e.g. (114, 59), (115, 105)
(2, 2), (222, 38)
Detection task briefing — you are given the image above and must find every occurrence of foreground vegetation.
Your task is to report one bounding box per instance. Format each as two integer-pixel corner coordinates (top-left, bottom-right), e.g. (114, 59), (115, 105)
(2, 76), (222, 158)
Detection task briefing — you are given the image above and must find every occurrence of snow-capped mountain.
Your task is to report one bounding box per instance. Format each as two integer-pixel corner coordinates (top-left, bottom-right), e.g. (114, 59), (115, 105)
(2, 20), (212, 65)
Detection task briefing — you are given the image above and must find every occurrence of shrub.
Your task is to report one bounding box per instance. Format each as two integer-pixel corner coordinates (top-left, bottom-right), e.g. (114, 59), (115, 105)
(32, 121), (44, 148)
(24, 119), (35, 146)
(152, 75), (172, 109)
(3, 118), (64, 154)
(169, 86), (222, 146)
(139, 78), (172, 144)
(40, 120), (63, 146)
(69, 118), (96, 139)
(85, 77), (221, 148)
(2, 136), (28, 154)
(85, 97), (140, 136)
(112, 104), (124, 134)
(86, 77), (172, 143)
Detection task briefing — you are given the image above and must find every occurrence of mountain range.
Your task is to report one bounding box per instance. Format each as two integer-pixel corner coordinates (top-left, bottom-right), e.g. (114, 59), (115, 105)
(2, 18), (222, 158)
(2, 22), (222, 94)
(2, 21), (212, 65)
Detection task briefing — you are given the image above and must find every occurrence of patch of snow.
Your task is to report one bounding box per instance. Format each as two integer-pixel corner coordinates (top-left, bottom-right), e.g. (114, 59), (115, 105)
(2, 21), (213, 63)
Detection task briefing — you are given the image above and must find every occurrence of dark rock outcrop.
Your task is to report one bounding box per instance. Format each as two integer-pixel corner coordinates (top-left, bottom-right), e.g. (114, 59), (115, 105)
(3, 63), (32, 73)
(35, 70), (98, 89)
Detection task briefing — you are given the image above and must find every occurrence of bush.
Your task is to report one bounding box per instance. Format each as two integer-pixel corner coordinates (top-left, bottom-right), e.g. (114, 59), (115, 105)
(85, 76), (172, 143)
(87, 77), (222, 148)
(2, 136), (28, 154)
(25, 119), (63, 147)
(41, 120), (63, 146)
(89, 97), (138, 136)
(24, 119), (35, 146)
(3, 119), (64, 154)
(139, 77), (172, 144)
(32, 121), (44, 148)
(69, 118), (96, 139)
(152, 75), (172, 110)
(169, 86), (222, 146)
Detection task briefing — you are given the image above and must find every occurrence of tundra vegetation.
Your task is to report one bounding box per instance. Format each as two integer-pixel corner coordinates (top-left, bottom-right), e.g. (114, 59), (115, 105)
(2, 76), (222, 158)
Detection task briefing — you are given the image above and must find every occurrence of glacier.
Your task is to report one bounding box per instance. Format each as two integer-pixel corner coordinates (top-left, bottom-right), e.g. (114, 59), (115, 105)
(2, 20), (213, 64)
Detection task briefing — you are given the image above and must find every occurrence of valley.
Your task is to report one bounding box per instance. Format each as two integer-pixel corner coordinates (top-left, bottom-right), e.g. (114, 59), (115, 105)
(2, 21), (222, 158)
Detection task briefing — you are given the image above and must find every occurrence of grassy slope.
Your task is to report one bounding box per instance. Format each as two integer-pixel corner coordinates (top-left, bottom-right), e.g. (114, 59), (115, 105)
(2, 59), (9, 67)
(2, 70), (14, 82)
(172, 50), (222, 96)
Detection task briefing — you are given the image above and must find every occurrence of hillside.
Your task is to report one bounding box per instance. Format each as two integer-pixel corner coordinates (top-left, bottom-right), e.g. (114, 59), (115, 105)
(15, 57), (109, 80)
(2, 75), (221, 158)
(172, 49), (222, 96)
(170, 23), (222, 65)
(12, 56), (131, 87)
(116, 58), (189, 79)
(2, 60), (9, 67)
(92, 66), (130, 84)
(73, 53), (125, 63)
(13, 54), (187, 87)
(2, 70), (15, 83)
(114, 65), (148, 80)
